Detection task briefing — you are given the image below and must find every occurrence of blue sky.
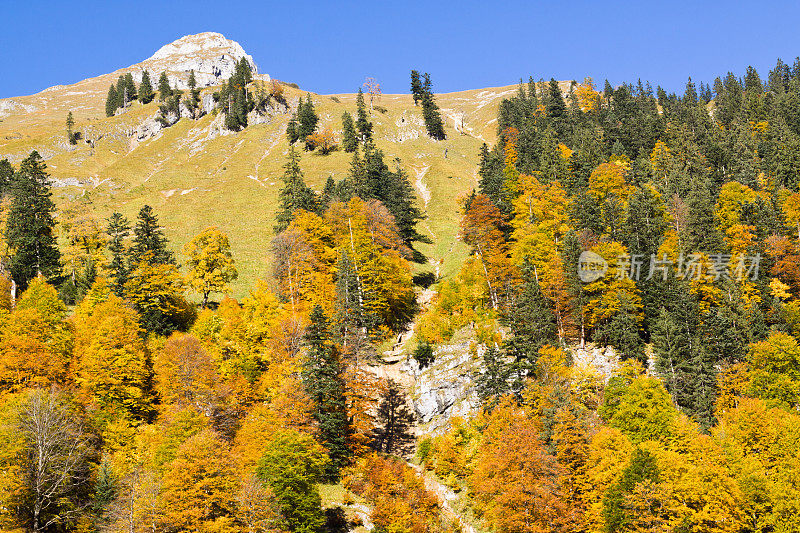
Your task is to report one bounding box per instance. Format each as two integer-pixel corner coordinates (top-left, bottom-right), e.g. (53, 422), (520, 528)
(1, 1), (799, 99)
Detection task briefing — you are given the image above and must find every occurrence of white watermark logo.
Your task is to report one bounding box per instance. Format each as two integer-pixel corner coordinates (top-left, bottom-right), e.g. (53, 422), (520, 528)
(578, 251), (608, 282)
(579, 252), (761, 283)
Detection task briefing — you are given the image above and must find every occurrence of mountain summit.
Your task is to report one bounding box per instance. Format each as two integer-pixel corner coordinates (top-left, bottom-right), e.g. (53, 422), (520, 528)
(141, 32), (262, 89)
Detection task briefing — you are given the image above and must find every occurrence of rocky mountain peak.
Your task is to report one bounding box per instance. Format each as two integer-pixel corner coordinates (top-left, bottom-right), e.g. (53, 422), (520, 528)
(139, 32), (263, 89)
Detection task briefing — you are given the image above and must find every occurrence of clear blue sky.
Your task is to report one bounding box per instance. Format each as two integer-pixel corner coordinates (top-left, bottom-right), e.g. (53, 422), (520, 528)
(1, 0), (799, 99)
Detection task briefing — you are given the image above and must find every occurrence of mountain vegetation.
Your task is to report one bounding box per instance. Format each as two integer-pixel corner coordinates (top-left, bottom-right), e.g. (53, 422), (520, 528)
(2, 33), (800, 531)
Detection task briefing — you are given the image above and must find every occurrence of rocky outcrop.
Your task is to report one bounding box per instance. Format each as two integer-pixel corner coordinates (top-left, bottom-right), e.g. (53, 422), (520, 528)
(0, 100), (38, 118)
(139, 32), (266, 90)
(410, 342), (482, 434)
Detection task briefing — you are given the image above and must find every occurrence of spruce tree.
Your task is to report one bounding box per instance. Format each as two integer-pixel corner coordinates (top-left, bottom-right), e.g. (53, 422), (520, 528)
(116, 76), (127, 108)
(123, 72), (137, 103)
(105, 84), (118, 117)
(7, 151), (61, 290)
(333, 250), (370, 353)
(65, 112), (75, 144)
(410, 70), (423, 105)
(130, 205), (174, 265)
(501, 261), (558, 385)
(302, 305), (351, 480)
(341, 112), (358, 152)
(0, 158), (13, 197)
(298, 94), (319, 146)
(420, 73), (446, 140)
(603, 448), (659, 533)
(157, 72), (171, 101)
(286, 111), (300, 144)
(475, 346), (511, 410)
(184, 70), (201, 119)
(274, 146), (319, 232)
(138, 69), (155, 104)
(355, 89), (372, 141)
(107, 212), (131, 297)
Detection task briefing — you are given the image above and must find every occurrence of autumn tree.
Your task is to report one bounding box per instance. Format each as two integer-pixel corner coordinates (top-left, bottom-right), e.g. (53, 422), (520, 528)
(183, 226), (238, 307)
(73, 287), (154, 422)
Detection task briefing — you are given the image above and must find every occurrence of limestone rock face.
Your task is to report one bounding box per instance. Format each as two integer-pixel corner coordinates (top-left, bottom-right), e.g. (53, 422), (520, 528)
(410, 342), (482, 434)
(139, 32), (266, 90)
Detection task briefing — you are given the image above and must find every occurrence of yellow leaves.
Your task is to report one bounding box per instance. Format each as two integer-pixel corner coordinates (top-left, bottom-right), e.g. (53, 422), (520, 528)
(783, 190), (800, 239)
(575, 77), (600, 112)
(770, 278), (792, 301)
(183, 227), (238, 306)
(73, 292), (152, 420)
(748, 120), (769, 135)
(557, 143), (573, 159)
(125, 259), (185, 317)
(588, 162), (633, 204)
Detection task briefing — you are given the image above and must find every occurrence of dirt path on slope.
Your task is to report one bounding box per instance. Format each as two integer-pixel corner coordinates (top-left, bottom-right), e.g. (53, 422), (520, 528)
(408, 463), (477, 533)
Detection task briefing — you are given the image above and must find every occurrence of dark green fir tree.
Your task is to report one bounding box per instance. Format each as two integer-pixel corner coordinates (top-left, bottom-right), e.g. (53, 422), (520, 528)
(138, 70), (155, 104)
(130, 205), (174, 265)
(341, 112), (358, 153)
(7, 151), (62, 290)
(274, 146), (319, 232)
(107, 212), (131, 297)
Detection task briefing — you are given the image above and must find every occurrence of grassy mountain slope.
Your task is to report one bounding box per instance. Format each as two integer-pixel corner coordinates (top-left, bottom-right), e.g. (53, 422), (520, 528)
(0, 55), (527, 296)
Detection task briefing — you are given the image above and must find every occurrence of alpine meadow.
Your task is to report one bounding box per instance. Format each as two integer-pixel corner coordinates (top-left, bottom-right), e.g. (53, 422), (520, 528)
(2, 9), (800, 533)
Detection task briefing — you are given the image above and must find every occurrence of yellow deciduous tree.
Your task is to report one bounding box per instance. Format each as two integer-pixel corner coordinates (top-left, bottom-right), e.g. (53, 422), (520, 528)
(184, 227), (238, 308)
(73, 284), (154, 422)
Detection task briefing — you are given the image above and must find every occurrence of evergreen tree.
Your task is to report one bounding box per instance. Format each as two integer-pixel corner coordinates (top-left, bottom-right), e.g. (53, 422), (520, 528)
(274, 146), (319, 232)
(105, 84), (118, 117)
(7, 151), (61, 290)
(123, 73), (137, 103)
(302, 305), (351, 480)
(475, 346), (511, 410)
(184, 70), (201, 119)
(412, 341), (435, 369)
(370, 380), (415, 455)
(297, 94), (319, 146)
(355, 89), (372, 141)
(138, 70), (155, 104)
(93, 460), (119, 514)
(341, 112), (358, 152)
(65, 112), (75, 144)
(501, 261), (559, 385)
(157, 72), (171, 101)
(410, 70), (423, 105)
(286, 111), (300, 144)
(0, 158), (13, 197)
(130, 205), (174, 265)
(107, 212), (131, 297)
(420, 73), (446, 140)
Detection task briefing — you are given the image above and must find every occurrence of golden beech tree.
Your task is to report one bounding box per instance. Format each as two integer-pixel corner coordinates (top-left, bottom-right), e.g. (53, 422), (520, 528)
(154, 333), (224, 413)
(460, 193), (518, 309)
(575, 77), (600, 112)
(469, 398), (574, 533)
(0, 277), (72, 391)
(161, 429), (239, 532)
(588, 161), (633, 204)
(73, 284), (153, 421)
(306, 128), (338, 154)
(183, 227), (238, 308)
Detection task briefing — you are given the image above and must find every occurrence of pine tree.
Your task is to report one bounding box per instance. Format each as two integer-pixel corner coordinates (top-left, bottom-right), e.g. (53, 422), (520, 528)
(298, 94), (319, 146)
(501, 261), (558, 385)
(65, 112), (75, 144)
(7, 151), (61, 290)
(371, 380), (415, 455)
(475, 346), (511, 410)
(410, 70), (423, 105)
(420, 73), (446, 140)
(355, 89), (372, 141)
(184, 70), (201, 119)
(138, 70), (155, 104)
(274, 146), (319, 232)
(0, 158), (13, 197)
(157, 72), (171, 101)
(107, 212), (131, 297)
(93, 459), (119, 514)
(341, 112), (358, 152)
(286, 111), (300, 144)
(123, 73), (137, 103)
(130, 205), (174, 265)
(105, 84), (118, 117)
(302, 305), (351, 480)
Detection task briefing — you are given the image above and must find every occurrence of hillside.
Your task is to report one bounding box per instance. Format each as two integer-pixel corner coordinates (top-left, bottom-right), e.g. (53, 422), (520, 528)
(0, 32), (527, 296)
